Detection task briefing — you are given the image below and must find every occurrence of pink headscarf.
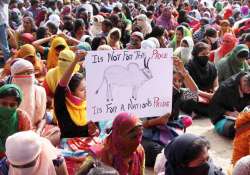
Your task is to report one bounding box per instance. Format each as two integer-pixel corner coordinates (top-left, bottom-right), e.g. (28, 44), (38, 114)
(11, 59), (46, 126)
(99, 113), (144, 175)
(6, 131), (59, 175)
(156, 7), (177, 31)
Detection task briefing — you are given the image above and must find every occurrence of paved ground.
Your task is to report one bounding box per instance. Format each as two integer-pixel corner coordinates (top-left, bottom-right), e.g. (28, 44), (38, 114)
(145, 118), (233, 174)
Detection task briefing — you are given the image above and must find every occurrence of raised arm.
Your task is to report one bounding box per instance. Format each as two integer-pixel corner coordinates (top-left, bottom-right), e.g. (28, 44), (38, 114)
(60, 51), (87, 87)
(32, 35), (55, 54)
(58, 33), (80, 46)
(174, 57), (198, 93)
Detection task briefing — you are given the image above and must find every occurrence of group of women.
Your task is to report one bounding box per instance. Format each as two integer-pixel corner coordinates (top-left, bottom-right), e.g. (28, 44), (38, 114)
(0, 0), (249, 175)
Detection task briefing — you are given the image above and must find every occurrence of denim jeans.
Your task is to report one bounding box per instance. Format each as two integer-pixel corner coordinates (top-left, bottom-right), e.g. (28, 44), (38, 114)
(0, 24), (10, 62)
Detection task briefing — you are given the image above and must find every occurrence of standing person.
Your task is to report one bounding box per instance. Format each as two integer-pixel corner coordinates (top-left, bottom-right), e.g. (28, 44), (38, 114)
(0, 0), (10, 63)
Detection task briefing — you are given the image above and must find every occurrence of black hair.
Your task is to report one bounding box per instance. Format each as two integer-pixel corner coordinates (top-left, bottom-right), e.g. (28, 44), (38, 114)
(0, 88), (22, 106)
(192, 42), (210, 57)
(109, 14), (120, 28)
(36, 26), (48, 40)
(145, 26), (165, 39)
(113, 6), (121, 14)
(147, 5), (155, 12)
(176, 26), (184, 36)
(205, 28), (217, 37)
(132, 24), (143, 33)
(46, 22), (58, 35)
(245, 73), (250, 87)
(122, 4), (132, 21)
(72, 19), (85, 37)
(182, 137), (210, 165)
(102, 19), (113, 29)
(237, 50), (249, 58)
(245, 33), (250, 42)
(69, 73), (85, 93)
(145, 11), (153, 19)
(91, 36), (107, 50)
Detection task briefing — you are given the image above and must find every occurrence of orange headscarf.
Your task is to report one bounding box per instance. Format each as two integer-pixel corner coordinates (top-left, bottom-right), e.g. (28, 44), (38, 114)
(16, 44), (43, 72)
(47, 37), (69, 69)
(1, 44), (43, 79)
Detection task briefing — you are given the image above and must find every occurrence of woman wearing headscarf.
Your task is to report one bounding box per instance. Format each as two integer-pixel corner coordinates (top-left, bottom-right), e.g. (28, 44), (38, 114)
(5, 131), (68, 175)
(0, 84), (31, 159)
(164, 134), (224, 175)
(54, 50), (98, 138)
(1, 44), (46, 83)
(231, 108), (250, 166)
(156, 6), (177, 31)
(43, 49), (80, 99)
(16, 16), (37, 47)
(174, 36), (194, 64)
(210, 72), (250, 138)
(218, 20), (234, 43)
(10, 59), (48, 135)
(32, 36), (70, 69)
(216, 44), (250, 83)
(107, 28), (122, 50)
(89, 15), (104, 37)
(168, 25), (192, 51)
(183, 42), (218, 116)
(89, 113), (145, 175)
(135, 14), (152, 37)
(210, 33), (237, 64)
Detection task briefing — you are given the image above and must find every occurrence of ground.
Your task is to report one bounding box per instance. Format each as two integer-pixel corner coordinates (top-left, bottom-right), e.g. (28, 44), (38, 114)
(145, 118), (233, 174)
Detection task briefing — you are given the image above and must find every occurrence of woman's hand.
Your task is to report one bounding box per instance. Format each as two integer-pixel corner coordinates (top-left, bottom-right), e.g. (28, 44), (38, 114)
(173, 56), (188, 76)
(88, 121), (100, 137)
(75, 50), (87, 62)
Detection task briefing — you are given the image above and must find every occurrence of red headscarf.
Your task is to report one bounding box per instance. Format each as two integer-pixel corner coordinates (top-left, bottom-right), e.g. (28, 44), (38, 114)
(218, 33), (237, 58)
(224, 7), (233, 20)
(99, 113), (144, 175)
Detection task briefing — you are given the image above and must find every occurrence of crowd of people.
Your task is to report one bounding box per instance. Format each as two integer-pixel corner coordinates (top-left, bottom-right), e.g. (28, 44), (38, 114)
(0, 0), (250, 174)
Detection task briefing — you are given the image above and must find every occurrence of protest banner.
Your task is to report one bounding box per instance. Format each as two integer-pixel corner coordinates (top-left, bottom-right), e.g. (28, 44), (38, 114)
(85, 48), (173, 121)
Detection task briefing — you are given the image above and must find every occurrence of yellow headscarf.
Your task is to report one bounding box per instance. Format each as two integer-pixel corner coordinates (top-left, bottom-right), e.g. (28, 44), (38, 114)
(45, 49), (80, 95)
(47, 37), (69, 70)
(65, 99), (87, 126)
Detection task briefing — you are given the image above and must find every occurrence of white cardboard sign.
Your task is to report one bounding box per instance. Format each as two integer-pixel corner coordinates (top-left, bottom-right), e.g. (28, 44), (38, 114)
(85, 48), (173, 121)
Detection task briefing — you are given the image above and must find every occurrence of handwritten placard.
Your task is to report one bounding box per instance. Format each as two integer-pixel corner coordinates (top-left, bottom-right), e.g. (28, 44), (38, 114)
(85, 48), (173, 121)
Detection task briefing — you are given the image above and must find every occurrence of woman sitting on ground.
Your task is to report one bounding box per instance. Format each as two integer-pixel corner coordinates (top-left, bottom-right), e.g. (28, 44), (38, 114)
(154, 134), (225, 175)
(183, 42), (218, 117)
(216, 44), (250, 83)
(142, 57), (196, 167)
(54, 50), (99, 138)
(80, 113), (145, 175)
(0, 84), (31, 159)
(3, 131), (68, 175)
(210, 72), (250, 138)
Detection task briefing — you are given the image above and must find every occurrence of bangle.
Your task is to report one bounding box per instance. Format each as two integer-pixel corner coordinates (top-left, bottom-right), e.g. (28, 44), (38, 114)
(182, 70), (189, 77)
